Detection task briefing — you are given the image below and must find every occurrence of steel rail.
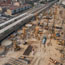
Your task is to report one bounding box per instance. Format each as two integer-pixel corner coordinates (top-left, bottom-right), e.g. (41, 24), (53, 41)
(0, 0), (58, 41)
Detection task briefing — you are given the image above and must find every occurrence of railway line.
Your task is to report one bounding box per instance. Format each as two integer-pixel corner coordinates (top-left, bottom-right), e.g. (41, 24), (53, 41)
(0, 4), (44, 29)
(0, 0), (58, 41)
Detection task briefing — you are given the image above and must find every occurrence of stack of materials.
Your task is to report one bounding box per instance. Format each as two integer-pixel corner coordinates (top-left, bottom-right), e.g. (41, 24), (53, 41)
(1, 39), (13, 50)
(13, 2), (20, 7)
(25, 24), (32, 30)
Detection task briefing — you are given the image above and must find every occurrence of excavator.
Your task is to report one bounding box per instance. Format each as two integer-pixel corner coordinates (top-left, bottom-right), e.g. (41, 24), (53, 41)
(13, 41), (21, 51)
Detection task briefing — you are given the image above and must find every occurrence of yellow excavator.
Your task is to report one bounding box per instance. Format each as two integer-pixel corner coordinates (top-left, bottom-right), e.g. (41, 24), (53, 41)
(13, 41), (21, 51)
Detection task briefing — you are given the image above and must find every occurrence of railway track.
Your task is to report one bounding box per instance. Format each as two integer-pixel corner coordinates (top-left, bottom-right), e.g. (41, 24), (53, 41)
(0, 4), (45, 29)
(0, 0), (58, 42)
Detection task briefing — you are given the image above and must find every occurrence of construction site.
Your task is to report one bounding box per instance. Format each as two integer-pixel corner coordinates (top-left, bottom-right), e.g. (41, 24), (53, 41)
(0, 0), (65, 65)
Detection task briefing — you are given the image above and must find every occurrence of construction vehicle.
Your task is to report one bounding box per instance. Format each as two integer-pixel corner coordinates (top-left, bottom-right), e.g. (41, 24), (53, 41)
(49, 57), (62, 65)
(13, 41), (21, 51)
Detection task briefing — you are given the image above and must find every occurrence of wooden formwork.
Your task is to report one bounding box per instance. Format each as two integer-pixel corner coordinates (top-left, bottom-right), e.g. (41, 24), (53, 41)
(4, 55), (34, 65)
